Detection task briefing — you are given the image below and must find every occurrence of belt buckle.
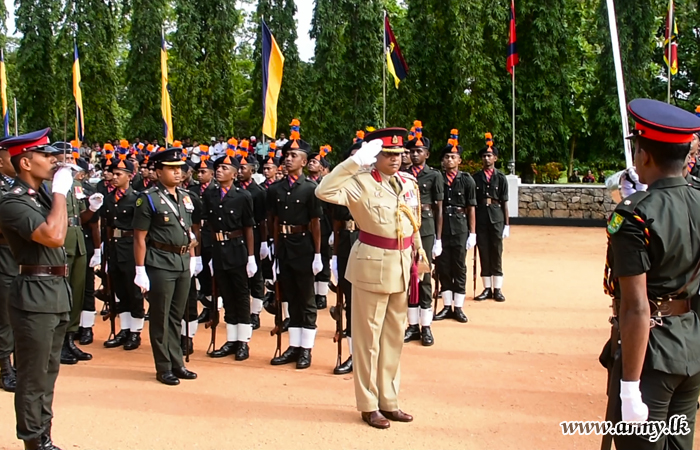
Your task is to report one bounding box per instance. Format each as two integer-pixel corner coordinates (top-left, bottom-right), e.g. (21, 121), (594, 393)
(215, 232), (224, 241)
(114, 229), (122, 238)
(280, 225), (291, 234)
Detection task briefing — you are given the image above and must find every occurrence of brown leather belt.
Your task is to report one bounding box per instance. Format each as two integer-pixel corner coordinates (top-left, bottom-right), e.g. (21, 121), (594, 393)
(358, 231), (413, 251)
(445, 206), (466, 214)
(19, 264), (68, 277)
(613, 298), (691, 318)
(214, 230), (243, 241)
(68, 217), (80, 227)
(149, 240), (192, 255)
(278, 224), (308, 235)
(480, 198), (500, 206)
(109, 228), (134, 239)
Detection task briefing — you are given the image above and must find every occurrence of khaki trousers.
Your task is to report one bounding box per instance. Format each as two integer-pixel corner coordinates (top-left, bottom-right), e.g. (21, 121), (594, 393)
(351, 285), (407, 412)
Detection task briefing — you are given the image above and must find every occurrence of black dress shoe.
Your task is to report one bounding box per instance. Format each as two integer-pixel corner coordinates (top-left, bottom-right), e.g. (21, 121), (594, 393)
(41, 432), (62, 450)
(67, 334), (92, 361)
(156, 371), (180, 386)
(281, 318), (290, 333)
(79, 327), (93, 345)
(23, 438), (41, 450)
(209, 341), (238, 358)
(250, 313), (260, 330)
(123, 332), (141, 350)
(0, 356), (16, 392)
(296, 348), (312, 369)
(421, 327), (434, 346)
(60, 340), (77, 365)
(235, 342), (249, 361)
(404, 325), (421, 343)
(433, 306), (452, 321)
(104, 329), (128, 348)
(172, 366), (197, 379)
(270, 346), (299, 365)
(181, 336), (194, 356)
(475, 288), (493, 301)
(333, 356), (353, 375)
(197, 308), (210, 324)
(452, 307), (469, 323)
(493, 289), (506, 302)
(315, 295), (327, 310)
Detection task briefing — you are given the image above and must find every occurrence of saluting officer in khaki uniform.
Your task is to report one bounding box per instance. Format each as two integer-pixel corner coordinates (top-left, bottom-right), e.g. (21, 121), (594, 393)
(316, 128), (426, 430)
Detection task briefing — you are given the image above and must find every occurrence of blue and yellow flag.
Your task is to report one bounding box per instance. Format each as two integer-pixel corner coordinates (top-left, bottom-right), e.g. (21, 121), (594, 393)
(161, 31), (173, 145)
(384, 15), (408, 89)
(262, 19), (285, 140)
(0, 49), (8, 137)
(73, 43), (84, 142)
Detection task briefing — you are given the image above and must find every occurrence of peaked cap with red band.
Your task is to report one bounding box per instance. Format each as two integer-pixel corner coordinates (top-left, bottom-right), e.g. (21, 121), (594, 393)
(363, 127), (408, 153)
(0, 128), (56, 157)
(626, 98), (700, 144)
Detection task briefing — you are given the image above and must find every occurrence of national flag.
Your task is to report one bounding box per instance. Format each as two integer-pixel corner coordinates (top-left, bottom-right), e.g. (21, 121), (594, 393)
(507, 0), (520, 75)
(262, 19), (285, 140)
(0, 49), (8, 137)
(384, 15), (408, 89)
(73, 43), (84, 142)
(161, 31), (173, 145)
(663, 1), (678, 76)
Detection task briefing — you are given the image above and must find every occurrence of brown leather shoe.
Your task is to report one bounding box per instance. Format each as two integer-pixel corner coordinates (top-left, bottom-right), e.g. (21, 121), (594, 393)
(361, 411), (390, 429)
(380, 409), (413, 422)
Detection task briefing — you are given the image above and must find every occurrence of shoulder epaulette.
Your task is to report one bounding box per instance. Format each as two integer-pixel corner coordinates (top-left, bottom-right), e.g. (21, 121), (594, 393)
(689, 175), (700, 190)
(614, 190), (651, 215)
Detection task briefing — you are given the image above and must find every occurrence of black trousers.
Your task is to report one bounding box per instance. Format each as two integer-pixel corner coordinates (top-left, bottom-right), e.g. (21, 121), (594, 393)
(437, 233), (468, 295)
(614, 368), (700, 450)
(248, 234), (265, 299)
(337, 256), (353, 337)
(410, 234), (435, 310)
(476, 220), (504, 277)
(0, 273), (14, 359)
(279, 254), (316, 329)
(110, 260), (145, 318)
(83, 247), (95, 313)
(216, 266), (250, 324)
(197, 245), (213, 298)
(10, 307), (68, 441)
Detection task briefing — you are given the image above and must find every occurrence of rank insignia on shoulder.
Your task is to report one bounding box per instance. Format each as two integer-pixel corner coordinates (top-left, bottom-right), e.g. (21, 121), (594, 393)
(136, 198), (143, 207)
(607, 212), (624, 234)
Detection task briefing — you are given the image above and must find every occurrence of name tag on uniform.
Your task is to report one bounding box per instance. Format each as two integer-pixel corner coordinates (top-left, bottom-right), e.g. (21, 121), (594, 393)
(74, 186), (86, 199)
(183, 195), (194, 212)
(404, 189), (418, 207)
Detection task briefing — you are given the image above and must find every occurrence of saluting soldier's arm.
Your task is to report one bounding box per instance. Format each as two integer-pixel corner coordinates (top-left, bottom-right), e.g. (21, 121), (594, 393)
(30, 194), (69, 248)
(315, 158), (363, 206)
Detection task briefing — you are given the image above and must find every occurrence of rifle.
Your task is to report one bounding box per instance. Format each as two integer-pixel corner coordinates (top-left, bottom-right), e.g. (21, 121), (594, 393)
(600, 318), (621, 450)
(205, 275), (219, 355)
(472, 246), (478, 299)
(269, 217), (282, 359)
(331, 223), (343, 370)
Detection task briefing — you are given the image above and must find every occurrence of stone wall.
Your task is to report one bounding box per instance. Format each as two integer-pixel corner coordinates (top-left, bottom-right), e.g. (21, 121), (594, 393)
(517, 185), (615, 220)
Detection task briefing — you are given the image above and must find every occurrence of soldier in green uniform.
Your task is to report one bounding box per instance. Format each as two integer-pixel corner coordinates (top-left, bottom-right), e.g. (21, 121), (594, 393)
(132, 146), (199, 386)
(0, 128), (75, 450)
(0, 144), (17, 392)
(601, 99), (700, 450)
(51, 143), (103, 364)
(404, 121), (444, 346)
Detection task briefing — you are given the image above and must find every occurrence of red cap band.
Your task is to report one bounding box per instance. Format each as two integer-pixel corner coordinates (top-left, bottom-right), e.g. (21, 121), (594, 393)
(7, 136), (50, 157)
(635, 123), (694, 144)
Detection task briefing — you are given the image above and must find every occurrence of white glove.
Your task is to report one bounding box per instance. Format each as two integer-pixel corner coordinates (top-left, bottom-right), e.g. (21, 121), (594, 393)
(272, 259), (278, 282)
(208, 259), (214, 276)
(134, 266), (150, 293)
(104, 261), (108, 274)
(620, 167), (648, 199)
(620, 380), (649, 422)
(246, 255), (257, 278)
(431, 239), (442, 259)
(331, 255), (338, 283)
(312, 253), (323, 275)
(328, 233), (334, 246)
(190, 256), (203, 277)
(270, 242), (275, 257)
(466, 233), (477, 250)
(351, 139), (383, 167)
(260, 242), (270, 260)
(88, 193), (104, 212)
(502, 225), (510, 239)
(89, 248), (101, 268)
(51, 166), (74, 196)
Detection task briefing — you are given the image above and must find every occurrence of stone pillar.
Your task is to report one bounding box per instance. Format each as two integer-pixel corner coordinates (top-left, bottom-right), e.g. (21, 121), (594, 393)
(506, 175), (520, 218)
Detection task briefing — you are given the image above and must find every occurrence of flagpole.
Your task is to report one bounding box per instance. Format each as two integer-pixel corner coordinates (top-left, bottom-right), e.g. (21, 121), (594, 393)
(666, 0), (673, 103)
(13, 98), (17, 136)
(511, 66), (516, 175)
(605, 0), (633, 168)
(382, 10), (386, 128)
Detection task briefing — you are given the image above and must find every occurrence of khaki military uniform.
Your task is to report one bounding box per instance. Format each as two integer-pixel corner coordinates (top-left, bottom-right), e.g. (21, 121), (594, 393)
(316, 158), (422, 412)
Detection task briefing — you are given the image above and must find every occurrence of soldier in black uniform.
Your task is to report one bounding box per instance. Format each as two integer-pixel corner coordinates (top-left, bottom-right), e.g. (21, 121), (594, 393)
(236, 148), (268, 330)
(308, 147), (332, 310)
(434, 131), (476, 323)
(473, 134), (509, 302)
(267, 120), (323, 369)
(101, 156), (145, 350)
(204, 150), (257, 360)
(0, 129), (74, 450)
(404, 122), (443, 346)
(180, 159), (203, 355)
(132, 146), (199, 386)
(194, 146), (217, 325)
(601, 99), (700, 450)
(0, 144), (17, 392)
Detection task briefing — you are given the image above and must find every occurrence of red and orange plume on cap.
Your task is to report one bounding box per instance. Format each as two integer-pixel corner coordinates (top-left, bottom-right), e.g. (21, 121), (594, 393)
(173, 140), (182, 148)
(138, 143), (145, 151)
(104, 143), (114, 152)
(448, 129), (459, 152)
(289, 119), (301, 149)
(226, 138), (238, 158)
(413, 120), (424, 147)
(319, 145), (331, 158)
(71, 140), (80, 160)
(147, 144), (155, 152)
(354, 130), (365, 143)
(119, 139), (129, 149)
(270, 141), (277, 150)
(485, 132), (493, 148)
